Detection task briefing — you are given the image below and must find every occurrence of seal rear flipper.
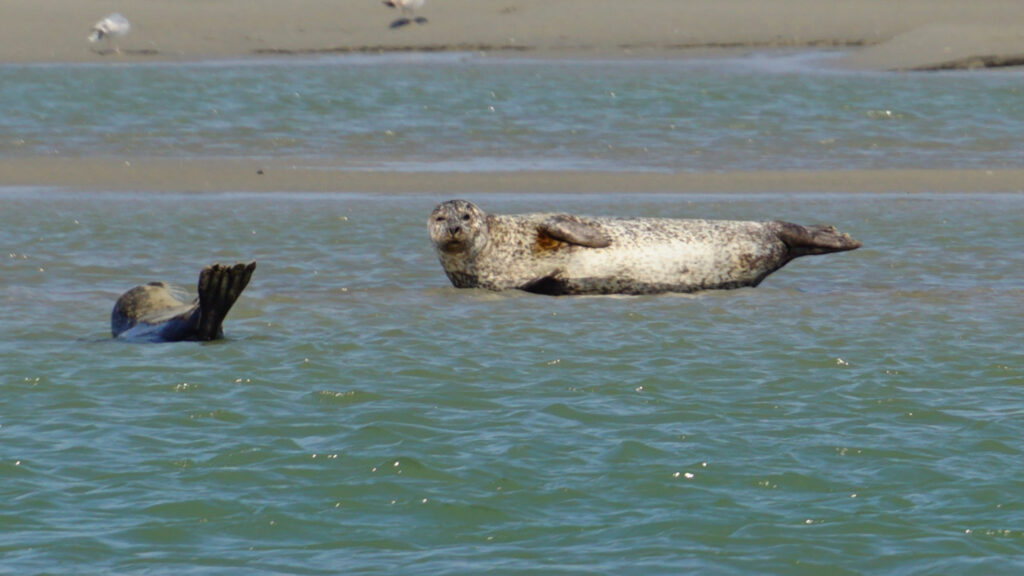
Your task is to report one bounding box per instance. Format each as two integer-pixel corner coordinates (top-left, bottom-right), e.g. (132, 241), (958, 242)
(538, 215), (612, 248)
(776, 222), (861, 258)
(194, 261), (256, 341)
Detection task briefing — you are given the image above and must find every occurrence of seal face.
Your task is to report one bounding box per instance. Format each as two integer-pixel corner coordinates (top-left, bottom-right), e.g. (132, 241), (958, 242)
(111, 262), (256, 342)
(427, 200), (860, 295)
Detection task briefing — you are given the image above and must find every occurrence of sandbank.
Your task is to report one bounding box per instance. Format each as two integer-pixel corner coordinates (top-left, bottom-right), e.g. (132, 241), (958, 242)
(3, 2), (1022, 197)
(2, 0), (1024, 71)
(3, 158), (1022, 195)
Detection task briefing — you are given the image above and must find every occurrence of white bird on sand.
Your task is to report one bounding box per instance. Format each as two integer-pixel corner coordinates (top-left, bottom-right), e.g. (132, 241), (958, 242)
(88, 13), (131, 53)
(383, 0), (425, 16)
(383, 0), (427, 27)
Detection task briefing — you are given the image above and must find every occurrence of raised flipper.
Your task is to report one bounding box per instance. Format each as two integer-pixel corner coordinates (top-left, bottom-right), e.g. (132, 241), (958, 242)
(776, 222), (861, 258)
(194, 261), (256, 341)
(538, 215), (612, 248)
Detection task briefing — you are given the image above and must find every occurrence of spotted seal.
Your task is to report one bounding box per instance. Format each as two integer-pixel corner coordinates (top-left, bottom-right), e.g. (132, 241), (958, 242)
(111, 262), (256, 341)
(428, 200), (860, 295)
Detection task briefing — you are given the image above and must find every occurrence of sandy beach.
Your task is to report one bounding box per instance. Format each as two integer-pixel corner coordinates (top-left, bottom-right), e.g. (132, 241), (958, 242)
(3, 0), (1023, 69)
(3, 0), (1023, 195)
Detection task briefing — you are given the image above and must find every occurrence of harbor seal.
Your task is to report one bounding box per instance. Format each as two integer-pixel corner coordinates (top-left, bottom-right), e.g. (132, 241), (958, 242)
(111, 261), (256, 341)
(428, 200), (860, 295)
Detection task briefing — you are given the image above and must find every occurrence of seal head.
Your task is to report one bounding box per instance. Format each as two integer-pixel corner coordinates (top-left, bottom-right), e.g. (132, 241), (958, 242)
(428, 199), (490, 257)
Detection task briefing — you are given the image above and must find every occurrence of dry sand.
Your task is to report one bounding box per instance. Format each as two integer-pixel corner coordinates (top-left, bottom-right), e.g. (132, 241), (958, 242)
(2, 1), (1023, 195)
(3, 0), (1024, 70)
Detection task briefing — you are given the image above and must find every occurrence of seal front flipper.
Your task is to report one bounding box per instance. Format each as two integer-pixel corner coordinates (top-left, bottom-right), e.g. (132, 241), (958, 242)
(195, 261), (256, 341)
(775, 222), (861, 258)
(537, 215), (612, 248)
(521, 274), (572, 296)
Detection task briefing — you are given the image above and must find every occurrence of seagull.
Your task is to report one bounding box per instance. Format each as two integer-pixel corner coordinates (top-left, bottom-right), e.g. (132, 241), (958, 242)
(88, 13), (131, 54)
(383, 0), (427, 28)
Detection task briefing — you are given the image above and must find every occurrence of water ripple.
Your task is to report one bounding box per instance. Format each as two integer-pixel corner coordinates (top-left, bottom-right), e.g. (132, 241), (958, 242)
(1, 191), (1022, 573)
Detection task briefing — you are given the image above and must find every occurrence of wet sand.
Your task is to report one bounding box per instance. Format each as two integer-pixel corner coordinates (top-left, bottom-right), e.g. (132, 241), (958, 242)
(5, 158), (1022, 194)
(3, 1), (1022, 196)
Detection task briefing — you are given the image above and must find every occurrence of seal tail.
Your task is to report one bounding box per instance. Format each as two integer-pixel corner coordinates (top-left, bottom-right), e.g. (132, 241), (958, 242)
(776, 222), (861, 258)
(194, 261), (256, 341)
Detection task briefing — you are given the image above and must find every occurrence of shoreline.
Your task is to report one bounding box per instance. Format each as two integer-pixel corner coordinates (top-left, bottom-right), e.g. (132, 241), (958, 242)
(3, 158), (1022, 195)
(2, 0), (1023, 71)
(4, 1), (1022, 196)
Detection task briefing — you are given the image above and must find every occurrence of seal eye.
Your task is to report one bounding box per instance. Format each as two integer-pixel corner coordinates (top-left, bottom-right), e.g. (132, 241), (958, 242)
(435, 216), (445, 222)
(461, 214), (471, 221)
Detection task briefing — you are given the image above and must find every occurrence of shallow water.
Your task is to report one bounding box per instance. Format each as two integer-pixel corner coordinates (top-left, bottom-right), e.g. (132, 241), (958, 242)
(1, 190), (1022, 574)
(2, 52), (1023, 171)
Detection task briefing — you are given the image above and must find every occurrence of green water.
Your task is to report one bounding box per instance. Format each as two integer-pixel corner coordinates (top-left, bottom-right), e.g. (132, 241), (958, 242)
(2, 53), (1022, 171)
(1, 190), (1021, 574)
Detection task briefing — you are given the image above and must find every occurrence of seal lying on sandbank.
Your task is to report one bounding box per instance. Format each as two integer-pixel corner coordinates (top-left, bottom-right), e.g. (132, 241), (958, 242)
(111, 262), (256, 341)
(428, 200), (860, 296)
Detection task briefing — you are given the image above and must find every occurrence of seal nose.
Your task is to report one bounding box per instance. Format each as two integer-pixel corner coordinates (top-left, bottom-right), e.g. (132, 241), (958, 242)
(448, 224), (461, 236)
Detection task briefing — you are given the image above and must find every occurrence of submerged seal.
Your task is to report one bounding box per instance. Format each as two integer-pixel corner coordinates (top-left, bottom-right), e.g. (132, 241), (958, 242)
(111, 261), (256, 341)
(428, 200), (860, 295)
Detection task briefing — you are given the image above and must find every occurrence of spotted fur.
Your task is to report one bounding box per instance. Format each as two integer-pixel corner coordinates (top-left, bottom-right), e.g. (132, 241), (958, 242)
(427, 200), (860, 296)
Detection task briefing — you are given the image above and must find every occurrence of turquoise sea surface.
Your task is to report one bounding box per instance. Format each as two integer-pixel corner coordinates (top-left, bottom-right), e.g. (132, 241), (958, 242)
(1, 53), (1023, 574)
(2, 52), (1023, 171)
